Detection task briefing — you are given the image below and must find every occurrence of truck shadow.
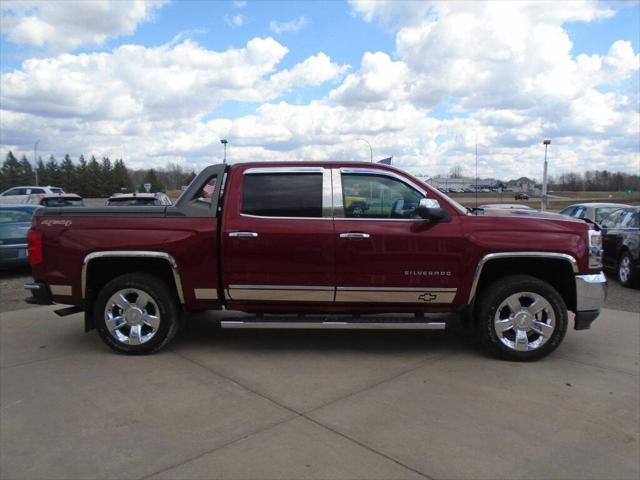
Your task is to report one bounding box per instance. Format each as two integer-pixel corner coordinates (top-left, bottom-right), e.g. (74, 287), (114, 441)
(176, 314), (483, 357)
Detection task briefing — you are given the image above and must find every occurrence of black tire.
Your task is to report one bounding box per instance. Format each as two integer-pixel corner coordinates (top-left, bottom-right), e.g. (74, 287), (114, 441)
(93, 272), (180, 354)
(617, 251), (637, 288)
(476, 274), (568, 361)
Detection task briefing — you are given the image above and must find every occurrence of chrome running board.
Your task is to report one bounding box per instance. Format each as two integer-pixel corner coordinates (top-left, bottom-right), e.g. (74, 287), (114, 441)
(220, 321), (446, 330)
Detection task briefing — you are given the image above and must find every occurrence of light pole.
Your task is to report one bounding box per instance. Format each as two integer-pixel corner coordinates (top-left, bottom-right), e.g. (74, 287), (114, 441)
(355, 138), (373, 163)
(541, 139), (551, 211)
(34, 139), (40, 186)
(220, 139), (228, 163)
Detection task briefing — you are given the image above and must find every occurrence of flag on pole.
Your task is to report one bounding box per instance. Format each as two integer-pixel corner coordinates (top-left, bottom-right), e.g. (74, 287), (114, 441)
(377, 156), (393, 165)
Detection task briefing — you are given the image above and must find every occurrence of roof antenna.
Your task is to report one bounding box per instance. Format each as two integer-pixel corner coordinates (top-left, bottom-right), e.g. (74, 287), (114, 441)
(475, 130), (478, 209)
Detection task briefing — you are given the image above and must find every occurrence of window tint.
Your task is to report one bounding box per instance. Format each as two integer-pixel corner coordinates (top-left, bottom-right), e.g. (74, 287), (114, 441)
(31, 188), (45, 194)
(42, 198), (83, 207)
(560, 207), (575, 216)
(242, 173), (322, 218)
(341, 174), (423, 219)
(596, 207), (620, 224)
(601, 210), (623, 228)
(49, 188), (64, 194)
(573, 207), (586, 218)
(2, 188), (20, 196)
(619, 210), (638, 228)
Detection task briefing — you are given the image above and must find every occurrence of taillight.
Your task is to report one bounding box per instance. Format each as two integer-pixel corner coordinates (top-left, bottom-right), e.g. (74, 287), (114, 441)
(27, 229), (43, 265)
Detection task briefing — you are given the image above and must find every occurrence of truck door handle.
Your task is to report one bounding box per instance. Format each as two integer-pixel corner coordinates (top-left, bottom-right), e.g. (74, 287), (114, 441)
(228, 231), (258, 238)
(339, 232), (370, 239)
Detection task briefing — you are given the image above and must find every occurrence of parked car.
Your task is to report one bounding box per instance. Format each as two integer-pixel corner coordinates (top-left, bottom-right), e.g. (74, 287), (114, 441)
(480, 204), (535, 210)
(26, 194), (84, 207)
(559, 202), (630, 226)
(514, 193), (529, 200)
(26, 161), (605, 361)
(0, 186), (65, 204)
(600, 206), (639, 288)
(0, 205), (41, 267)
(106, 192), (172, 206)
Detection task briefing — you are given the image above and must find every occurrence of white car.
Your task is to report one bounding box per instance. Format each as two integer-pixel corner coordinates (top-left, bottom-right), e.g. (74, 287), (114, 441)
(0, 185), (65, 204)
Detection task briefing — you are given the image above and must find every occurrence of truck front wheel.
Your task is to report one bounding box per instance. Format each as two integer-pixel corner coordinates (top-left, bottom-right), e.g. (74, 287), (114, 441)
(476, 275), (568, 361)
(93, 273), (180, 354)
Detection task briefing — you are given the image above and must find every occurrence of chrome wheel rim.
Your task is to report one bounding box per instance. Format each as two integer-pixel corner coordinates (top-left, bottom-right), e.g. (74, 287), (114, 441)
(493, 291), (556, 352)
(619, 256), (631, 284)
(104, 288), (160, 345)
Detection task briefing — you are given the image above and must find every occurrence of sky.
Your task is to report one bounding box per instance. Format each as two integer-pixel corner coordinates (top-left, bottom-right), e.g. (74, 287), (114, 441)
(0, 0), (638, 181)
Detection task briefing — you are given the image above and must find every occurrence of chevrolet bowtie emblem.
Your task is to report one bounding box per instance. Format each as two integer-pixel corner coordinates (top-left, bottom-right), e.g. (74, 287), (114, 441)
(418, 293), (437, 302)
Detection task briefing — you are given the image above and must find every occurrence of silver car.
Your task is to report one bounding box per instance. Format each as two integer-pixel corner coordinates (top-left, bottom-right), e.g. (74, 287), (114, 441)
(559, 202), (631, 226)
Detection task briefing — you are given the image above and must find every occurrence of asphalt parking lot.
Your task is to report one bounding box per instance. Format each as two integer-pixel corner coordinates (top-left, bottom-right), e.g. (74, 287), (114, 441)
(1, 293), (639, 479)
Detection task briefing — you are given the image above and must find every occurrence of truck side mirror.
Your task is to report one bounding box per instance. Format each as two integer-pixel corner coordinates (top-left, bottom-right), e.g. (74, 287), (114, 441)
(417, 198), (451, 223)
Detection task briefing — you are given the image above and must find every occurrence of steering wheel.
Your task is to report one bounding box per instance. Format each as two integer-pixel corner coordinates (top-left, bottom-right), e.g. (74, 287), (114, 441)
(390, 198), (404, 218)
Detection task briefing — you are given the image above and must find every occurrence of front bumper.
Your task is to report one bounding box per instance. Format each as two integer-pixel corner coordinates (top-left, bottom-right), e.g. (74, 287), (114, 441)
(24, 281), (54, 305)
(574, 272), (607, 330)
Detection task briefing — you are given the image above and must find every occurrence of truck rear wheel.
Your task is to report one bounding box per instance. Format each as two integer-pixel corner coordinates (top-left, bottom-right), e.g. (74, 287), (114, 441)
(476, 275), (568, 361)
(93, 272), (180, 354)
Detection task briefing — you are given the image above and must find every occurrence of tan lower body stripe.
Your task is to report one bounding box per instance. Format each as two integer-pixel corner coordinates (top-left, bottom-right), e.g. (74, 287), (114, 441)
(226, 285), (456, 303)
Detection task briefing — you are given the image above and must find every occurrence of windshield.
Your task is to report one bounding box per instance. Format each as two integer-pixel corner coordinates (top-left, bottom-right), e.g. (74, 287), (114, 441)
(49, 188), (65, 194)
(596, 207), (622, 224)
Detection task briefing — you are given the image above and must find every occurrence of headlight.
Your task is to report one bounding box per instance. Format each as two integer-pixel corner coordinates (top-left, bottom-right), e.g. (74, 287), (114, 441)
(588, 230), (602, 269)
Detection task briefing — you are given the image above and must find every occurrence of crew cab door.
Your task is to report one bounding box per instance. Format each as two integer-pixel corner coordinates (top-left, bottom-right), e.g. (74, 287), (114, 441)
(332, 168), (464, 307)
(221, 166), (335, 306)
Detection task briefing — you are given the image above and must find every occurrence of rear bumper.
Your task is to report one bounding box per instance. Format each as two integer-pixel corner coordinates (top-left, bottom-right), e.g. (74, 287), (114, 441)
(0, 242), (28, 264)
(574, 272), (607, 330)
(24, 281), (54, 305)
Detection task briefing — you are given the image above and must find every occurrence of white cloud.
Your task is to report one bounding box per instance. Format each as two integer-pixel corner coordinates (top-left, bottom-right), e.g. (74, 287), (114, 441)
(232, 1), (247, 7)
(269, 16), (307, 34)
(0, 0), (167, 52)
(0, 37), (347, 122)
(1, 1), (638, 180)
(224, 14), (245, 28)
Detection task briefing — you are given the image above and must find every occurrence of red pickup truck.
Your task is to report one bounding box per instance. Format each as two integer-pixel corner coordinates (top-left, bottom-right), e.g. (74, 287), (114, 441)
(25, 162), (606, 361)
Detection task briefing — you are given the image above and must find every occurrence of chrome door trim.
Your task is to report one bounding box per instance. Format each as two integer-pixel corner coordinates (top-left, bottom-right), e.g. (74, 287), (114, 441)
(331, 168), (344, 218)
(335, 287), (457, 303)
(227, 284), (335, 302)
(339, 168), (428, 197)
(468, 252), (579, 303)
(332, 167), (430, 221)
(82, 251), (185, 304)
(244, 167), (324, 175)
(239, 167), (332, 221)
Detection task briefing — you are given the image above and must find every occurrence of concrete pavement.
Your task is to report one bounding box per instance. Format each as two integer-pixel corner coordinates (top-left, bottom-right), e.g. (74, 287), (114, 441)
(1, 306), (638, 479)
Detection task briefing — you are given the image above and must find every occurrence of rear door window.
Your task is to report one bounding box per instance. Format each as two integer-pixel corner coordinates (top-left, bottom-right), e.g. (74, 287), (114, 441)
(242, 173), (322, 218)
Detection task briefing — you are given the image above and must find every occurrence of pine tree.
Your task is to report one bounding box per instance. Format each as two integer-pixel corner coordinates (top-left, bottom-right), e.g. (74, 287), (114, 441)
(75, 155), (88, 196)
(45, 155), (61, 186)
(86, 156), (103, 197)
(143, 169), (165, 192)
(36, 158), (47, 186)
(18, 155), (35, 185)
(60, 154), (75, 192)
(112, 159), (133, 193)
(1, 151), (21, 190)
(101, 157), (115, 196)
